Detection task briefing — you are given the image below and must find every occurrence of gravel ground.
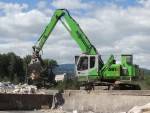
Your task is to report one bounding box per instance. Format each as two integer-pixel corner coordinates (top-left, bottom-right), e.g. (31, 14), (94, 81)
(0, 110), (95, 113)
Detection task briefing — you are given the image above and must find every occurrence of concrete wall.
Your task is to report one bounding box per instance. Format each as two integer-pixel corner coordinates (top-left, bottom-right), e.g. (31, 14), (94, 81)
(0, 93), (53, 110)
(0, 90), (150, 113)
(61, 90), (150, 112)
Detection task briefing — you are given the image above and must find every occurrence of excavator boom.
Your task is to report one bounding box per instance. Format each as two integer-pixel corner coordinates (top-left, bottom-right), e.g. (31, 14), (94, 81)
(33, 9), (100, 55)
(28, 9), (103, 80)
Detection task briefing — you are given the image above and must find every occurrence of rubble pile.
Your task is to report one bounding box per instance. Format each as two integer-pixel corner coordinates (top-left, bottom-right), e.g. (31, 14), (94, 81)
(0, 81), (44, 94)
(128, 103), (150, 113)
(0, 81), (14, 93)
(13, 83), (37, 94)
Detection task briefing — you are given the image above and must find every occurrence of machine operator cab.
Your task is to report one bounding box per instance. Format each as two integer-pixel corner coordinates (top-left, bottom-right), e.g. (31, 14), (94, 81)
(75, 54), (100, 81)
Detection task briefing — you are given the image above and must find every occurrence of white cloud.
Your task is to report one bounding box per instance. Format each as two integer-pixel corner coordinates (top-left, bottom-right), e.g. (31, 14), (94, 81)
(51, 0), (92, 10)
(37, 1), (46, 9)
(0, 1), (150, 70)
(43, 9), (53, 15)
(0, 41), (34, 57)
(36, 1), (53, 16)
(0, 2), (28, 15)
(0, 9), (50, 41)
(137, 0), (150, 8)
(66, 2), (150, 69)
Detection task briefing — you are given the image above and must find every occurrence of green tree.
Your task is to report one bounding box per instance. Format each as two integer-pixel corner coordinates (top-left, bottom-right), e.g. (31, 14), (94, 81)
(0, 54), (9, 79)
(15, 55), (24, 82)
(138, 69), (146, 81)
(43, 59), (58, 83)
(23, 55), (31, 65)
(7, 52), (24, 82)
(7, 52), (17, 80)
(56, 78), (78, 90)
(23, 55), (32, 83)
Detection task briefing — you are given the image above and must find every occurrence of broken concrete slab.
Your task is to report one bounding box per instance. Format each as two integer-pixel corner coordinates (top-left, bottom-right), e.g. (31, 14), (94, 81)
(128, 103), (150, 113)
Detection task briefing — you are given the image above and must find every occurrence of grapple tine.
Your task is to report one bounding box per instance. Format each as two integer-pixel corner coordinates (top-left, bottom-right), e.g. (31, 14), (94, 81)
(28, 57), (44, 80)
(28, 49), (47, 80)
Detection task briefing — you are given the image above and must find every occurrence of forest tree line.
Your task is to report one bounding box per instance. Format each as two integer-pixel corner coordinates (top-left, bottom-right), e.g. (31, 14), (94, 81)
(0, 52), (58, 84)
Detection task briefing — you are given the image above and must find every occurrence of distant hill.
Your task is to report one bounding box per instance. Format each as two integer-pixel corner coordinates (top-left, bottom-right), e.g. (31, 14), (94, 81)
(54, 64), (150, 75)
(54, 64), (75, 75)
(140, 68), (150, 73)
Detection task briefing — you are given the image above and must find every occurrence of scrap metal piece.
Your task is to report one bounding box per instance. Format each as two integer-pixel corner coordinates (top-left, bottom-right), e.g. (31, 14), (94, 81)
(28, 50), (46, 80)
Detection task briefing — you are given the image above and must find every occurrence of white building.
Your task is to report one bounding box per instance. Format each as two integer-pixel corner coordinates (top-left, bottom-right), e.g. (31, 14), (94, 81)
(55, 73), (75, 82)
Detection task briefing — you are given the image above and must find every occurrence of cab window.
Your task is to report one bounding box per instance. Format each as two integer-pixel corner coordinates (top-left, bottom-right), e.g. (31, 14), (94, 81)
(90, 56), (95, 68)
(77, 56), (88, 71)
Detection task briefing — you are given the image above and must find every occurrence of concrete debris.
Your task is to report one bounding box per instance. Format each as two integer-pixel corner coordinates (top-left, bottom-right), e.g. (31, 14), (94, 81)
(0, 81), (15, 93)
(0, 81), (45, 94)
(73, 110), (78, 113)
(0, 81), (14, 89)
(13, 84), (38, 94)
(128, 103), (150, 113)
(30, 69), (40, 80)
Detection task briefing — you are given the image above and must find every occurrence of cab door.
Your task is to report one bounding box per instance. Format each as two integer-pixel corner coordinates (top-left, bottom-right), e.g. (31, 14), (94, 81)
(75, 55), (99, 81)
(76, 56), (89, 77)
(88, 55), (99, 77)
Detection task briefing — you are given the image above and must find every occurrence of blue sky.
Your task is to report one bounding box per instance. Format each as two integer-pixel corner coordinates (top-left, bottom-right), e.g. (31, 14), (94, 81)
(0, 0), (144, 17)
(0, 0), (143, 18)
(0, 0), (150, 69)
(0, 0), (141, 10)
